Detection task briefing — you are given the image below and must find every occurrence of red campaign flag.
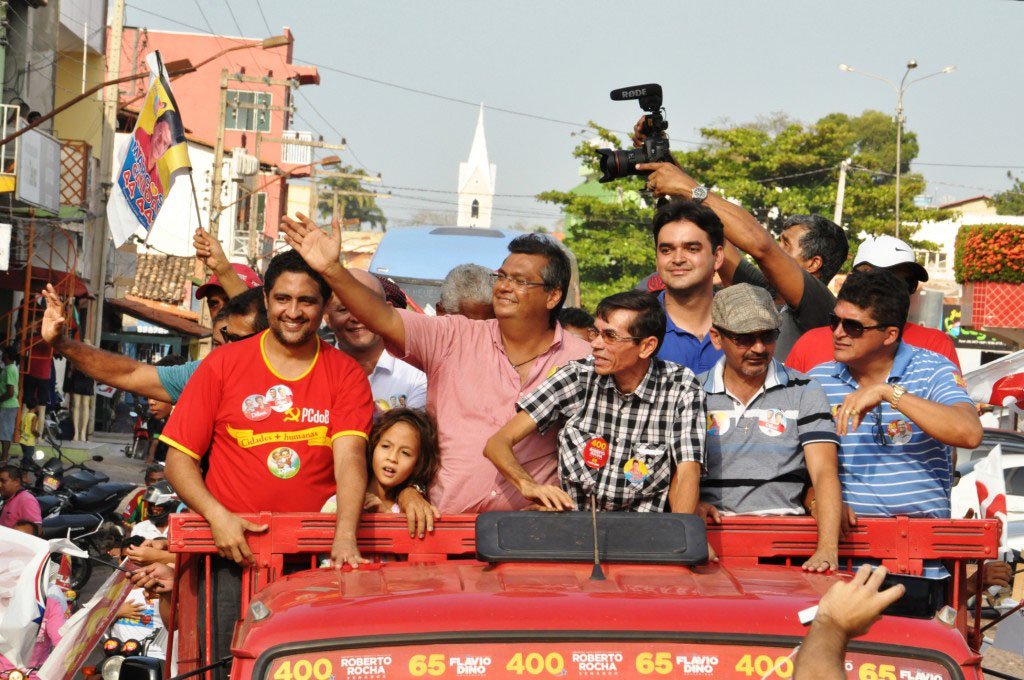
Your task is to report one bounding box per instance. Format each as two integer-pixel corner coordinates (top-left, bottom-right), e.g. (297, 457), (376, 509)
(990, 372), (1024, 410)
(974, 444), (1008, 551)
(963, 348), (1024, 411)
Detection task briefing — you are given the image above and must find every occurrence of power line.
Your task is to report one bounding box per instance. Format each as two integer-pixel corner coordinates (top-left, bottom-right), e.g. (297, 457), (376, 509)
(915, 162), (1024, 170)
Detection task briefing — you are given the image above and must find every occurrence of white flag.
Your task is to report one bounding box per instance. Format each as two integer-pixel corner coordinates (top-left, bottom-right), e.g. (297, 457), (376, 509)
(0, 526), (51, 668)
(974, 444), (1008, 551)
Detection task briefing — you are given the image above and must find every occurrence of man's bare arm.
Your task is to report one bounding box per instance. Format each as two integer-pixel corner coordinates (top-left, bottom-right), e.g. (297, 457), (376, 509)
(667, 461), (701, 514)
(803, 442), (841, 572)
(330, 435), (370, 568)
(164, 447), (266, 564)
(280, 214), (407, 355)
(41, 284), (171, 402)
(484, 410), (574, 510)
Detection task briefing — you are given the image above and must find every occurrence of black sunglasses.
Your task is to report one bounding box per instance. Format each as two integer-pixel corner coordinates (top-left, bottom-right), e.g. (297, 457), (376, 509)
(828, 313), (895, 339)
(870, 407), (888, 447)
(717, 328), (780, 348)
(220, 327), (261, 344)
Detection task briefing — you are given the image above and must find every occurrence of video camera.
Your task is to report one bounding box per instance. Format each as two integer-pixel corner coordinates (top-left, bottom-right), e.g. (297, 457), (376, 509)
(596, 83), (672, 183)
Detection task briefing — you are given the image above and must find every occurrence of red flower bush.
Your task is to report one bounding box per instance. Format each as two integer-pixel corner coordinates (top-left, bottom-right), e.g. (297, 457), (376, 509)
(955, 224), (1024, 284)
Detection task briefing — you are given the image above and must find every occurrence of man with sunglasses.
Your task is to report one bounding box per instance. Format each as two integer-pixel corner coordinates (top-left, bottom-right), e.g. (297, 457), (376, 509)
(698, 284), (841, 572)
(280, 214), (590, 526)
(39, 284), (268, 404)
(484, 291), (705, 514)
(786, 235), (960, 372)
(807, 270), (982, 519)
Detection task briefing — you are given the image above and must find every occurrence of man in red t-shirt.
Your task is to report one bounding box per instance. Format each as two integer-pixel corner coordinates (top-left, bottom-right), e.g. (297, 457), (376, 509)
(161, 250), (373, 567)
(786, 235), (960, 373)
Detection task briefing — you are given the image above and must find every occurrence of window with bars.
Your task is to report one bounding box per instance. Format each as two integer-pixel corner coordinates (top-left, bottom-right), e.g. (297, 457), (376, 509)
(226, 90), (272, 132)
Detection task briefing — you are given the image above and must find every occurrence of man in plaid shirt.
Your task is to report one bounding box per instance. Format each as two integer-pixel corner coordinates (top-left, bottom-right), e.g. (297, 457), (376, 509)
(485, 291), (706, 513)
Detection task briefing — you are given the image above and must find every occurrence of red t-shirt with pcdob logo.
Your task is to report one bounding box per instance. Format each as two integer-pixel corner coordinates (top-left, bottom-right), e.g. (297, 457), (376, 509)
(160, 332), (373, 513)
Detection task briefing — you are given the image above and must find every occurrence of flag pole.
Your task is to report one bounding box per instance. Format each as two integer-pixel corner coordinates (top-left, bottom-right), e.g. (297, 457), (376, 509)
(189, 171), (208, 281)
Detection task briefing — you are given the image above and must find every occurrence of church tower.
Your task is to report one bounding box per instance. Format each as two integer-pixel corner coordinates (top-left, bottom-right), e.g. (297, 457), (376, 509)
(457, 105), (496, 228)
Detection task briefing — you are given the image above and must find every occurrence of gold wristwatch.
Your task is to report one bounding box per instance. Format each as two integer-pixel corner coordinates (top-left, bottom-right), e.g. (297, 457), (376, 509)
(889, 384), (907, 410)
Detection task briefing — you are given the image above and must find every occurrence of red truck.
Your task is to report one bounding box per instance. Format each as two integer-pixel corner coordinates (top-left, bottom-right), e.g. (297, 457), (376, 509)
(125, 512), (1000, 680)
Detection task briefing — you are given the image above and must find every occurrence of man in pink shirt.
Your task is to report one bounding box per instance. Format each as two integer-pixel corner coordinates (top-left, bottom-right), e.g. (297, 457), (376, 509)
(281, 214), (590, 528)
(0, 464), (42, 528)
(786, 235), (960, 373)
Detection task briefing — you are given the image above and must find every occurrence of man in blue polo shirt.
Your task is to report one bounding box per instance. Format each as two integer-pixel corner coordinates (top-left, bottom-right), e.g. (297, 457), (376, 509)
(651, 197), (725, 374)
(698, 284), (841, 573)
(808, 270), (982, 518)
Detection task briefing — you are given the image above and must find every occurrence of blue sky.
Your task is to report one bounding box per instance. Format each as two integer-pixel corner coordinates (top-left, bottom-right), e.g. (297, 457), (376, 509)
(120, 0), (1024, 229)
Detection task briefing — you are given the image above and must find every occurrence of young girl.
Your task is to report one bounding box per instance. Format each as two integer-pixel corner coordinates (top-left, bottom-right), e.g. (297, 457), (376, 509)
(321, 408), (439, 514)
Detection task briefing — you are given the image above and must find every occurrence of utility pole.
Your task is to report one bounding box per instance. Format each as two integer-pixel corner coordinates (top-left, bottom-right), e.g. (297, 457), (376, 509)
(207, 69), (231, 240)
(92, 0), (125, 346)
(833, 158), (850, 226)
(204, 72), (296, 279)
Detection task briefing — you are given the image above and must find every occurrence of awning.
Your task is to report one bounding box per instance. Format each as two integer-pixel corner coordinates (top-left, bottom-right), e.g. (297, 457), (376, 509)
(106, 297), (211, 338)
(0, 266), (91, 297)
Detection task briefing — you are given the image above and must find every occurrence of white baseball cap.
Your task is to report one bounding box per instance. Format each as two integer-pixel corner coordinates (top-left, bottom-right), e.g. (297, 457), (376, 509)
(852, 234), (929, 282)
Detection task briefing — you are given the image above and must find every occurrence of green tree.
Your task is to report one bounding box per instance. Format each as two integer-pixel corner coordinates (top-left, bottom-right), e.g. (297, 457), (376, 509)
(990, 172), (1024, 215)
(315, 166), (387, 231)
(541, 111), (942, 308)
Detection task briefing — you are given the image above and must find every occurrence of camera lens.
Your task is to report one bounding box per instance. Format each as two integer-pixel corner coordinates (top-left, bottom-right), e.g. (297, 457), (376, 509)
(597, 148), (641, 183)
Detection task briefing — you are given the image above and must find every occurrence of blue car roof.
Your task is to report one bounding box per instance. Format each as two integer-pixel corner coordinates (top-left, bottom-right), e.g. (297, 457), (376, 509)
(368, 226), (517, 281)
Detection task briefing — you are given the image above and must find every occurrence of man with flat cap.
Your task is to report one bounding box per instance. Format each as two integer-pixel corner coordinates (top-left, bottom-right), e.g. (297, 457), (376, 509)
(698, 283), (842, 572)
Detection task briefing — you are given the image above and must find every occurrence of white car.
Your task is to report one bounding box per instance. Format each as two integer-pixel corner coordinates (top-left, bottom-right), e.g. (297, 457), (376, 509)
(950, 453), (1024, 523)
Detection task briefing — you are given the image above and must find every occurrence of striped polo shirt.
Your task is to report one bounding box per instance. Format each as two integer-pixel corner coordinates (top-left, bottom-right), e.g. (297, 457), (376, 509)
(808, 343), (973, 518)
(699, 359), (839, 515)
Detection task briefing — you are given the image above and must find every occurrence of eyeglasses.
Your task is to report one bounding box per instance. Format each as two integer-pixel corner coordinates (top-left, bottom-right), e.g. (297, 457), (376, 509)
(586, 327), (644, 344)
(489, 272), (547, 291)
(219, 327), (261, 344)
(716, 328), (780, 348)
(828, 313), (895, 339)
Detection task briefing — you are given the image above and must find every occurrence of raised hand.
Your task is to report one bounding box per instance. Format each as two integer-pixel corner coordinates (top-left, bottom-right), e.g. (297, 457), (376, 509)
(40, 284), (68, 346)
(280, 212), (342, 275)
(193, 227), (229, 274)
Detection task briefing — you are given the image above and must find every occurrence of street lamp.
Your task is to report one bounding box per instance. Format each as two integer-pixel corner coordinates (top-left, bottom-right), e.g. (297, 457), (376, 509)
(0, 34), (293, 150)
(839, 60), (955, 239)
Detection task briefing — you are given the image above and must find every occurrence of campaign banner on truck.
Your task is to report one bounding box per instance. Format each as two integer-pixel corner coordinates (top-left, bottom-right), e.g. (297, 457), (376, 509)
(37, 561), (134, 680)
(106, 50), (191, 248)
(0, 527), (50, 669)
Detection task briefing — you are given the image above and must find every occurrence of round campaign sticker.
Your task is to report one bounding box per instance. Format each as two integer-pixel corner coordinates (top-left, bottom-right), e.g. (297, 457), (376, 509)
(758, 408), (787, 437)
(267, 446), (300, 479)
(265, 384), (294, 413)
(623, 458), (650, 488)
(583, 437), (609, 469)
(242, 394), (271, 421)
(707, 411), (731, 436)
(886, 419), (914, 445)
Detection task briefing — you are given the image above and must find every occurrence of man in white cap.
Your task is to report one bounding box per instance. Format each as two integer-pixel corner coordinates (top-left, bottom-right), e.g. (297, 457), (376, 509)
(697, 284), (841, 573)
(786, 235), (960, 373)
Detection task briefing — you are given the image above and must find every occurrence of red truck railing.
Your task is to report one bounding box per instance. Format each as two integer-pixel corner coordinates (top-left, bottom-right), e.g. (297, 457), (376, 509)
(166, 513), (1000, 679)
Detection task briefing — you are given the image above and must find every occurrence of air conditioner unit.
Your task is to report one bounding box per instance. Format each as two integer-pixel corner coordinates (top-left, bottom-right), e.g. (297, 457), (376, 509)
(281, 130), (313, 165)
(230, 148), (259, 180)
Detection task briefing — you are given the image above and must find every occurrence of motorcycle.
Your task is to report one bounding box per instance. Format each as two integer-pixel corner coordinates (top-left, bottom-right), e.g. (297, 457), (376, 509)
(123, 408), (150, 460)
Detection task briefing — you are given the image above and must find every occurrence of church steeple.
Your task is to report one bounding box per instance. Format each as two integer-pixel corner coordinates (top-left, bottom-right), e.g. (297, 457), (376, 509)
(458, 104), (496, 228)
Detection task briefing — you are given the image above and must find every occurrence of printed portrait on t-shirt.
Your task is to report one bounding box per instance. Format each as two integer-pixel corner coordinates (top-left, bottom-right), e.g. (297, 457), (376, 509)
(242, 394), (271, 421)
(265, 384), (294, 413)
(267, 446), (300, 479)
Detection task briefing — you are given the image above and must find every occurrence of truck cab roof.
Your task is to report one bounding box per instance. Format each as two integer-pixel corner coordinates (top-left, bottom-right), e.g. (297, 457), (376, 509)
(167, 513), (998, 680)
